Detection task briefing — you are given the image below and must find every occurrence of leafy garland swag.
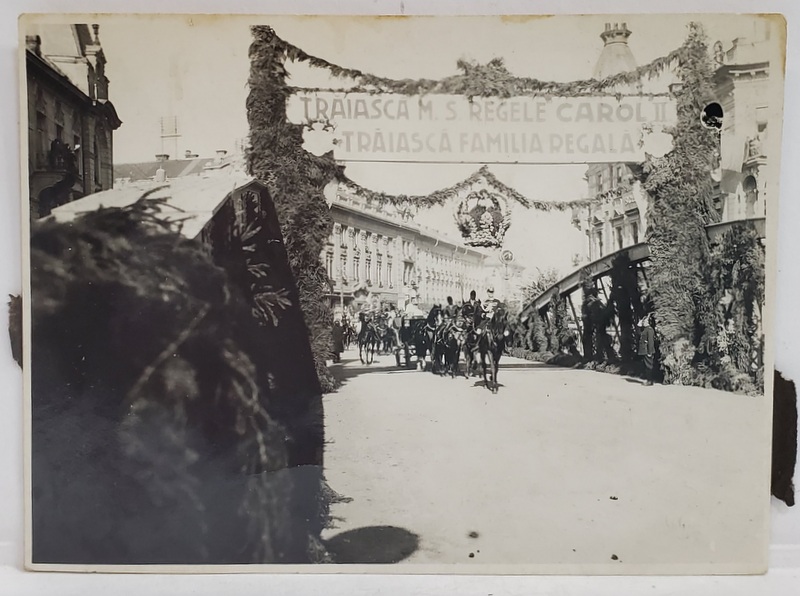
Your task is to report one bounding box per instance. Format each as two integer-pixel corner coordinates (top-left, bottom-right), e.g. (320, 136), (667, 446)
(247, 23), (761, 392)
(338, 165), (595, 212)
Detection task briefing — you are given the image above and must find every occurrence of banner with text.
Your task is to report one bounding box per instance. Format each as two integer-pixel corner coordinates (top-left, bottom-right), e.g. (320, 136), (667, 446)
(286, 92), (677, 164)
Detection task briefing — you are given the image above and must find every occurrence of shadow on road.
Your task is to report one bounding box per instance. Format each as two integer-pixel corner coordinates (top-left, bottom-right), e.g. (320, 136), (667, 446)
(324, 525), (420, 563)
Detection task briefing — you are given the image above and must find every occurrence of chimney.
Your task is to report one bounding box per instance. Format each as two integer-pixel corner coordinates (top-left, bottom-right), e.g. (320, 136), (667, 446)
(155, 153), (169, 162)
(26, 35), (42, 56)
(155, 167), (166, 183)
(215, 149), (228, 163)
(184, 149), (199, 159)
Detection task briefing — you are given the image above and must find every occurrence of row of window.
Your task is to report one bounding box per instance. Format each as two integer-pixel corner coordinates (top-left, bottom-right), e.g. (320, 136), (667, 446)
(592, 220), (640, 259)
(590, 164), (629, 195)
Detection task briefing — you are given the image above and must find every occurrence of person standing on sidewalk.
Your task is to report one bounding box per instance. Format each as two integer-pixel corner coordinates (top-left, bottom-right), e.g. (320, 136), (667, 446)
(331, 319), (344, 363)
(637, 316), (656, 385)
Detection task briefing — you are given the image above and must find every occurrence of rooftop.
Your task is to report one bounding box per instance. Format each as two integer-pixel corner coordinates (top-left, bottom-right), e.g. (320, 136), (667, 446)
(50, 172), (257, 240)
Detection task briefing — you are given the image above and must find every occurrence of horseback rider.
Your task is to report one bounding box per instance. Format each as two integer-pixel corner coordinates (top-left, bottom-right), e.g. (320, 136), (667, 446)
(443, 296), (458, 320)
(461, 290), (479, 327)
(481, 287), (501, 320)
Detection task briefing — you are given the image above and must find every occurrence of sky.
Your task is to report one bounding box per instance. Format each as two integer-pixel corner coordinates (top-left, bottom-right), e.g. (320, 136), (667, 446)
(35, 14), (776, 277)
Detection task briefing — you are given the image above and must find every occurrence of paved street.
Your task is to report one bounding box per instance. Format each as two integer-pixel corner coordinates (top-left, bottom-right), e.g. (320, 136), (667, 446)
(322, 348), (769, 570)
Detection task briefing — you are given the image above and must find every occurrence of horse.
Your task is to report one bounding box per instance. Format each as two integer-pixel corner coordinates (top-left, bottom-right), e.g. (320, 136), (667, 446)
(380, 322), (398, 355)
(460, 302), (482, 378)
(411, 305), (441, 371)
(357, 314), (381, 365)
(431, 305), (462, 376)
(440, 319), (466, 378)
(342, 321), (356, 350)
(477, 305), (511, 393)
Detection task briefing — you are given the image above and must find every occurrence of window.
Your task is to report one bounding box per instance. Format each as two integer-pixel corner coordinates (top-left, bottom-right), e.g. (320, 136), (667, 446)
(377, 255), (383, 286)
(36, 110), (47, 168)
(755, 106), (768, 134)
(353, 255), (360, 281)
(387, 258), (393, 288)
(615, 227), (624, 250)
(325, 251), (334, 279)
(631, 222), (639, 244)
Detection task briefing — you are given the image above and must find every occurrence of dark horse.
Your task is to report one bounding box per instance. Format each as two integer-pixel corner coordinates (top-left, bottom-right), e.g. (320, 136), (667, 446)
(439, 318), (466, 378)
(431, 306), (463, 377)
(461, 304), (482, 379)
(411, 305), (441, 371)
(343, 321), (357, 350)
(357, 314), (381, 365)
(379, 316), (398, 355)
(477, 306), (511, 393)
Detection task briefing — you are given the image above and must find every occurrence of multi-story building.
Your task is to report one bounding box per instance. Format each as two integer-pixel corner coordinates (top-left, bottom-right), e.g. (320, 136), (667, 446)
(572, 21), (773, 260)
(571, 23), (650, 263)
(323, 186), (523, 318)
(708, 25), (772, 241)
(26, 24), (121, 219)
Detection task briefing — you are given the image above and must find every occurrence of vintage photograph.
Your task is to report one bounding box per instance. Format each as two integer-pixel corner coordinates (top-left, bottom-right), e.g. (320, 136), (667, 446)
(22, 14), (784, 572)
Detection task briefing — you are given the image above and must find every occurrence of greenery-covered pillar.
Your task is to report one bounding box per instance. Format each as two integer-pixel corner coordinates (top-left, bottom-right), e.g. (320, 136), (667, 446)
(246, 26), (340, 394)
(642, 23), (720, 382)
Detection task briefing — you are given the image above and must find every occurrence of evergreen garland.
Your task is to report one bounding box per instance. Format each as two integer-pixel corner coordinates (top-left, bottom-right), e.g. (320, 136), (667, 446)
(338, 165), (594, 212)
(641, 23), (720, 381)
(270, 28), (684, 98)
(247, 26), (341, 393)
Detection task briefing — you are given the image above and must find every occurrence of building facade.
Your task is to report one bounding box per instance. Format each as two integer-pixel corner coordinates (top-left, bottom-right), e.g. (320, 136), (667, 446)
(572, 22), (773, 261)
(571, 23), (650, 264)
(708, 27), (772, 241)
(323, 187), (523, 318)
(26, 24), (121, 219)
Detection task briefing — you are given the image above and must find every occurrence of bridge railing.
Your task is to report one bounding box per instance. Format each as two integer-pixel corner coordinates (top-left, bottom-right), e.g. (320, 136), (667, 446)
(518, 243), (652, 359)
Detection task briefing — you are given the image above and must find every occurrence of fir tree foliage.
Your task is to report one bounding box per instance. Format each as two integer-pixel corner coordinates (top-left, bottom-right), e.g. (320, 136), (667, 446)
(641, 22), (721, 381)
(247, 26), (341, 393)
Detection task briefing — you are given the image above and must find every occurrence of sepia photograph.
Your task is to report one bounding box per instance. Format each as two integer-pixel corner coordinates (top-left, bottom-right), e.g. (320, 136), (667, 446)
(20, 13), (785, 573)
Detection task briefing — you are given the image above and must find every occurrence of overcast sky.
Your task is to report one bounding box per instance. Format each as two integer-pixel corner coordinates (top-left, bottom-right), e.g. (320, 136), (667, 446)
(45, 14), (775, 276)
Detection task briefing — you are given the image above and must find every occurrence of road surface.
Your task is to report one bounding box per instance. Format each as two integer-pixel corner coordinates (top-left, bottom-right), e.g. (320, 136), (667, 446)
(321, 348), (769, 572)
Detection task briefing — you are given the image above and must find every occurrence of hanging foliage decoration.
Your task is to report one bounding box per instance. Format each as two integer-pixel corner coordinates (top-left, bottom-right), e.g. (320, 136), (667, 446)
(337, 165), (595, 212)
(268, 28), (684, 98)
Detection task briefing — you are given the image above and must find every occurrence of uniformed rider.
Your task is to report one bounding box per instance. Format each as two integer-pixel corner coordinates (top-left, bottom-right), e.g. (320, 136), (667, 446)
(481, 287), (500, 319)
